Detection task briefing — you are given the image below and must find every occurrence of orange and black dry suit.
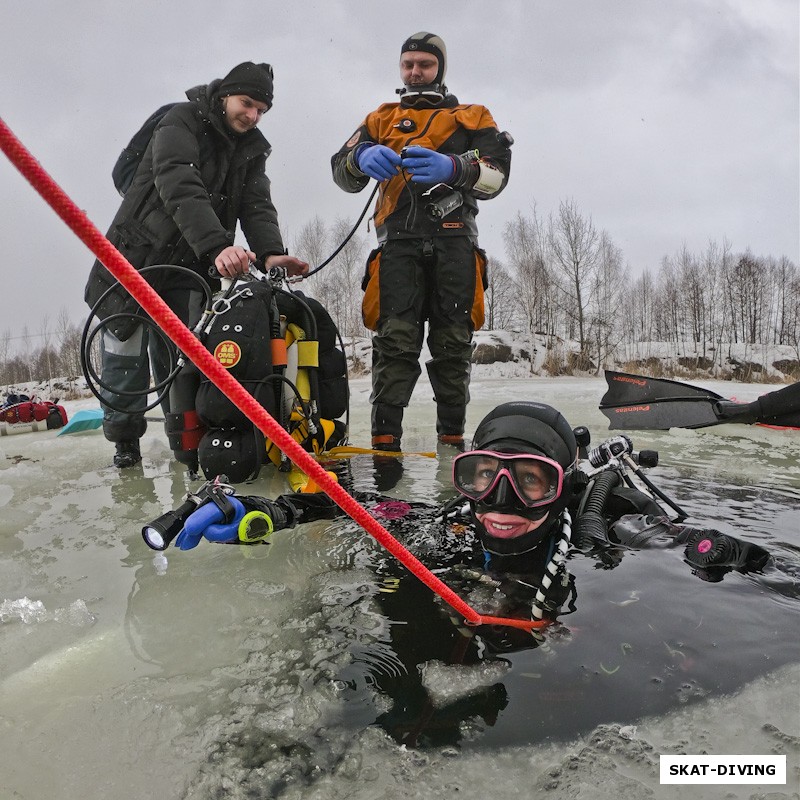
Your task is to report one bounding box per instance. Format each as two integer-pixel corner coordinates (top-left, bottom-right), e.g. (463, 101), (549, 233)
(331, 95), (512, 444)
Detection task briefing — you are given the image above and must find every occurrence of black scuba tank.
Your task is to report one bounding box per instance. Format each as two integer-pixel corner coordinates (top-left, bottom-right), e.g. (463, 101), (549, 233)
(195, 280), (279, 482)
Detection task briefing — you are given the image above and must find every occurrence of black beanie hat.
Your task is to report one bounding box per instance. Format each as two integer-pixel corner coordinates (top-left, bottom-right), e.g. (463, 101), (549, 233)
(217, 62), (274, 107)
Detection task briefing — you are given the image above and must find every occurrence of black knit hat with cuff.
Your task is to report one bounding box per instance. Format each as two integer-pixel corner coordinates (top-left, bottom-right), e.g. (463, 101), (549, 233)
(217, 62), (274, 107)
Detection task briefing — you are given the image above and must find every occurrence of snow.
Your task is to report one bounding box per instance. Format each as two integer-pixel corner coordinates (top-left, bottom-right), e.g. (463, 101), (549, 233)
(5, 330), (798, 416)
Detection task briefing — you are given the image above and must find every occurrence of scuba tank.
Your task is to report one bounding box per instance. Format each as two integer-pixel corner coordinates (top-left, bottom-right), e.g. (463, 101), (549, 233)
(195, 278), (280, 483)
(270, 291), (348, 469)
(166, 272), (349, 484)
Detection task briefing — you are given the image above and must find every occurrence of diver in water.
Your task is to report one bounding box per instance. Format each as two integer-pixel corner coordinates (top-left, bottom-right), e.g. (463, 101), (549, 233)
(142, 399), (782, 747)
(143, 400), (771, 614)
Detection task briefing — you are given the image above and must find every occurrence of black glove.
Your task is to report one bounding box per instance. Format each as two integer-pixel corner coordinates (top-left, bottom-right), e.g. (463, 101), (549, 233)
(245, 492), (339, 527)
(681, 528), (769, 573)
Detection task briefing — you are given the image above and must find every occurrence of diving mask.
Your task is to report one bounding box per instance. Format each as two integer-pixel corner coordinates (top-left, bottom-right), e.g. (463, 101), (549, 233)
(453, 450), (564, 509)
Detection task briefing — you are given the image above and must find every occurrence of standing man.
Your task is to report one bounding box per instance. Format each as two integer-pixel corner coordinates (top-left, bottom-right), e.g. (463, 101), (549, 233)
(332, 32), (512, 451)
(85, 62), (308, 468)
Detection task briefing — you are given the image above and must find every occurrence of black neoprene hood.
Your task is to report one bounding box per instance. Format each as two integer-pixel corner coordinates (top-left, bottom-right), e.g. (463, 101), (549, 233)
(472, 402), (577, 468)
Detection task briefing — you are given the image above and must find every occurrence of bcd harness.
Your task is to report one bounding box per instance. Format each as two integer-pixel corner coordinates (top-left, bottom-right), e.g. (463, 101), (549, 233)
(167, 272), (348, 483)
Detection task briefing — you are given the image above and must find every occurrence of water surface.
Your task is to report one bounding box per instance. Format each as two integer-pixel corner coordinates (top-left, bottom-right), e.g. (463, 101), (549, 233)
(1, 376), (798, 799)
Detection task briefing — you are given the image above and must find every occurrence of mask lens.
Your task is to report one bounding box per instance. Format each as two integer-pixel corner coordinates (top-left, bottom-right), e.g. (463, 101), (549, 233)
(399, 85), (445, 107)
(453, 451), (563, 508)
(508, 458), (560, 504)
(454, 453), (503, 498)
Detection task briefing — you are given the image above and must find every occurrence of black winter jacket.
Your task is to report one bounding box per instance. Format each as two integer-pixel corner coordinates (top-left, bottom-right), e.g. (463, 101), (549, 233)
(85, 80), (286, 339)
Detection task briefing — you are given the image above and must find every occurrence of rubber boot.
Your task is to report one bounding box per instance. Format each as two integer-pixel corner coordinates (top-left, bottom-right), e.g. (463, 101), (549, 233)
(372, 403), (403, 452)
(371, 454), (405, 492)
(114, 440), (142, 469)
(436, 403), (465, 448)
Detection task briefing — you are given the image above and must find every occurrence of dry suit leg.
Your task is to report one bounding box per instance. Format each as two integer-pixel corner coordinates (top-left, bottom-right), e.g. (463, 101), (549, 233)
(425, 237), (480, 435)
(369, 317), (423, 440)
(426, 325), (473, 435)
(370, 318), (424, 408)
(99, 287), (202, 443)
(368, 238), (429, 414)
(100, 324), (151, 442)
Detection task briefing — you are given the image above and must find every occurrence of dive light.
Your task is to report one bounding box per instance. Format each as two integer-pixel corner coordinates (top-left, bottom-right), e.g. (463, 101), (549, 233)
(423, 183), (464, 220)
(142, 497), (201, 551)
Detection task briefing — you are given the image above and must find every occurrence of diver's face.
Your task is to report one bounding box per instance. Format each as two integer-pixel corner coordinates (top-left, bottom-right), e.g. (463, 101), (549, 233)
(474, 510), (550, 540)
(455, 450), (564, 547)
(399, 52), (439, 86)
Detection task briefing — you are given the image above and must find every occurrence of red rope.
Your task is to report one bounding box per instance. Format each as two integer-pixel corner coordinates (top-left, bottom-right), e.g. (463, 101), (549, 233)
(0, 116), (549, 632)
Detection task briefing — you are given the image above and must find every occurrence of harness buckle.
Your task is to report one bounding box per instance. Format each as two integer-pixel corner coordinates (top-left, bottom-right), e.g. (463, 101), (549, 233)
(422, 239), (436, 264)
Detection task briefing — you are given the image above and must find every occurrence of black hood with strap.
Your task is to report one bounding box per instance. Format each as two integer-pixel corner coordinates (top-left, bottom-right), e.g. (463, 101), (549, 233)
(398, 31), (449, 108)
(468, 402), (579, 557)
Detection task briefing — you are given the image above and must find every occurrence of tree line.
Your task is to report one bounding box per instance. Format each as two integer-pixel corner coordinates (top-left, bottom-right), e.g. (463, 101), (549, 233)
(3, 198), (798, 392)
(297, 198), (800, 376)
(497, 201), (800, 376)
(0, 309), (84, 395)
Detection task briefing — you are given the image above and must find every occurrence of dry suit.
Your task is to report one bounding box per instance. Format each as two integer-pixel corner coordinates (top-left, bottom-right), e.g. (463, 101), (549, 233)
(331, 97), (512, 445)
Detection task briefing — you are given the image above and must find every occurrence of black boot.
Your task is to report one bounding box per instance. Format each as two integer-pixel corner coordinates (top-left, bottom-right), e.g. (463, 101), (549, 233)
(114, 440), (142, 469)
(437, 433), (465, 450)
(436, 403), (465, 446)
(372, 436), (402, 452)
(371, 454), (405, 490)
(371, 403), (404, 452)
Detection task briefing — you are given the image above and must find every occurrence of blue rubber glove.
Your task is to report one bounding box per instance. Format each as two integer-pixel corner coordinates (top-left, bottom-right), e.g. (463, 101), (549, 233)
(357, 144), (402, 181)
(400, 146), (455, 184)
(175, 496), (246, 550)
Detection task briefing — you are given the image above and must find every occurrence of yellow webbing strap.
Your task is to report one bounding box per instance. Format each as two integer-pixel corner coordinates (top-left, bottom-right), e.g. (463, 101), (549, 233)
(296, 339), (319, 368)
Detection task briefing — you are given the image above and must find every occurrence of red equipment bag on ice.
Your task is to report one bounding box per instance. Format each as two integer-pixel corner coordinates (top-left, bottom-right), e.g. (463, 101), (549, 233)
(45, 402), (68, 429)
(4, 402), (34, 424)
(1, 397), (68, 429)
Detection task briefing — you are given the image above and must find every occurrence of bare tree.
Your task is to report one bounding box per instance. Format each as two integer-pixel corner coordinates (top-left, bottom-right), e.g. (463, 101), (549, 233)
(729, 251), (767, 344)
(38, 315), (54, 392)
(698, 239), (728, 364)
(4, 355), (29, 385)
(19, 326), (35, 383)
(484, 256), (518, 331)
(56, 307), (84, 392)
(0, 328), (10, 389)
(588, 231), (627, 371)
(548, 199), (601, 360)
(772, 255), (800, 348)
(313, 217), (368, 340)
(623, 268), (656, 343)
(293, 216), (332, 283)
(503, 208), (554, 337)
(711, 240), (735, 363)
(654, 256), (681, 344)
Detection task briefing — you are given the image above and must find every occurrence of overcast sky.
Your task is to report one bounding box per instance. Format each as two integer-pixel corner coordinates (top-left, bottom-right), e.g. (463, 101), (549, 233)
(1, 0), (797, 344)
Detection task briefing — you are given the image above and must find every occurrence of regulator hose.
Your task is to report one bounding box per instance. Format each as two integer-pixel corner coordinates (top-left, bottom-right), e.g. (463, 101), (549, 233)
(304, 183), (379, 278)
(573, 469), (621, 550)
(80, 264), (214, 413)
